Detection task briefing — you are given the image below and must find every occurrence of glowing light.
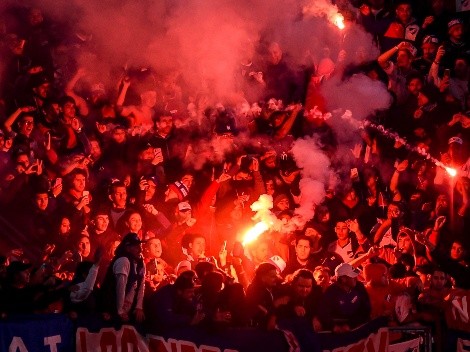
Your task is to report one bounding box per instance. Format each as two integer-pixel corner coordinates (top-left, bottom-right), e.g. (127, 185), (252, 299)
(333, 13), (345, 30)
(445, 167), (457, 177)
(242, 221), (270, 246)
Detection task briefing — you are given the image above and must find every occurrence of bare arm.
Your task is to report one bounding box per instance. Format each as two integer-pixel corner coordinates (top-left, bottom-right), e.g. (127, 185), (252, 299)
(65, 68), (89, 116)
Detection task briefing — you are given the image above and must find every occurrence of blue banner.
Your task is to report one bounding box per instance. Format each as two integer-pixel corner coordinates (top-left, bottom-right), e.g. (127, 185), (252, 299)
(0, 314), (74, 352)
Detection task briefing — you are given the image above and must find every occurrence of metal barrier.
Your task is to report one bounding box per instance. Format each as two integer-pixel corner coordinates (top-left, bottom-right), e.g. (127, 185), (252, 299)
(388, 326), (433, 352)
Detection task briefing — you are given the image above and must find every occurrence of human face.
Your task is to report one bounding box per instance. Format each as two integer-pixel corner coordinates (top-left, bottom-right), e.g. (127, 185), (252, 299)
(397, 234), (412, 253)
(314, 270), (330, 288)
(28, 8), (43, 26)
(396, 4), (412, 24)
(154, 262), (165, 282)
(435, 195), (448, 214)
(62, 102), (76, 119)
(253, 242), (269, 263)
(111, 186), (127, 208)
(145, 180), (157, 201)
(77, 236), (91, 258)
(176, 208), (192, 222)
(276, 198), (290, 211)
(431, 271), (447, 290)
(112, 128), (126, 144)
(295, 239), (311, 261)
(294, 277), (313, 298)
(269, 43), (282, 65)
(94, 215), (109, 232)
(335, 222), (349, 241)
(19, 116), (34, 136)
(72, 174), (86, 193)
(181, 175), (194, 190)
(141, 91), (157, 108)
(397, 50), (412, 69)
(127, 213), (142, 233)
(449, 24), (464, 42)
(35, 83), (50, 99)
(60, 218), (71, 235)
(265, 180), (275, 195)
(35, 193), (49, 211)
(90, 140), (102, 160)
(450, 242), (465, 260)
(408, 78), (423, 96)
(189, 237), (206, 258)
(156, 116), (173, 136)
(146, 238), (162, 259)
(15, 154), (30, 173)
(422, 43), (437, 61)
(340, 275), (357, 289)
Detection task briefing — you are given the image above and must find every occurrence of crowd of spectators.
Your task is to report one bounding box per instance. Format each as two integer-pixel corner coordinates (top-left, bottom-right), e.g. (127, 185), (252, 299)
(0, 1), (469, 351)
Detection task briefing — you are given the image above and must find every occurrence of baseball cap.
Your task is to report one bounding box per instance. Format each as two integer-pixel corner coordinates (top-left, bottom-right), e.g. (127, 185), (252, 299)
(448, 18), (464, 30)
(268, 255), (286, 273)
(335, 263), (360, 278)
(422, 35), (439, 45)
(178, 202), (192, 212)
(175, 260), (192, 274)
(448, 136), (463, 145)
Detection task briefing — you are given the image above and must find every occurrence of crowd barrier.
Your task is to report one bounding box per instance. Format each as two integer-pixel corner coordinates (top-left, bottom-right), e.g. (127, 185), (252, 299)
(3, 313), (470, 352)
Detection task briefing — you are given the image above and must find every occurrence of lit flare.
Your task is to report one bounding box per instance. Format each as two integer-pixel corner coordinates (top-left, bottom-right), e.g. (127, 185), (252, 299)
(242, 221), (270, 246)
(333, 13), (345, 30)
(445, 167), (457, 177)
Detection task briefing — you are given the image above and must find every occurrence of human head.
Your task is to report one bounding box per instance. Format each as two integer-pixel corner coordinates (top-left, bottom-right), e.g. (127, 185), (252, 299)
(313, 266), (331, 289)
(17, 114), (35, 137)
(68, 168), (87, 193)
(448, 18), (464, 43)
(250, 240), (270, 263)
(188, 234), (206, 259)
(395, 1), (412, 25)
(174, 270), (199, 301)
(60, 96), (77, 119)
(92, 210), (110, 232)
(406, 73), (424, 96)
(255, 262), (279, 288)
(268, 42), (283, 65)
(291, 269), (315, 298)
(34, 192), (49, 211)
(125, 212), (143, 234)
(112, 126), (127, 144)
(295, 236), (312, 262)
(118, 233), (143, 259)
(364, 263), (388, 286)
(140, 90), (157, 108)
(430, 268), (447, 290)
(387, 202), (403, 220)
(335, 263), (359, 289)
(397, 48), (414, 70)
(59, 217), (71, 235)
(334, 220), (350, 241)
(450, 241), (466, 261)
(76, 235), (91, 258)
(175, 201), (192, 222)
(274, 194), (290, 211)
(165, 181), (189, 202)
(421, 35), (439, 61)
(397, 229), (414, 254)
(109, 181), (127, 209)
(145, 237), (162, 259)
(155, 113), (173, 137)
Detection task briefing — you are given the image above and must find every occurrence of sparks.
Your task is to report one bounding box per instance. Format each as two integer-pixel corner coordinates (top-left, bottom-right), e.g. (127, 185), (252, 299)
(333, 13), (345, 30)
(242, 221), (270, 246)
(445, 167), (457, 177)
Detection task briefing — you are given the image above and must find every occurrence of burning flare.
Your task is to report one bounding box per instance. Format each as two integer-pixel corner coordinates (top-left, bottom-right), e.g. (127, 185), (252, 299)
(242, 221), (270, 246)
(445, 167), (457, 177)
(332, 13), (345, 30)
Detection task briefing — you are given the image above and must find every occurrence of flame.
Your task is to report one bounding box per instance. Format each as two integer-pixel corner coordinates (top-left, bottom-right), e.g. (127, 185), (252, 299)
(242, 221), (270, 246)
(445, 167), (457, 177)
(333, 13), (345, 30)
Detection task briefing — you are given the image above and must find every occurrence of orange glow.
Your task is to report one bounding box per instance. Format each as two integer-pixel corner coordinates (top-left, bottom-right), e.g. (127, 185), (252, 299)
(445, 167), (457, 177)
(242, 221), (269, 246)
(333, 13), (345, 30)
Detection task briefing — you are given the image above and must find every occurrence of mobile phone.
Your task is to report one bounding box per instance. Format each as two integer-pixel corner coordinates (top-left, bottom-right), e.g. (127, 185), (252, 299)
(82, 190), (89, 197)
(443, 69), (451, 79)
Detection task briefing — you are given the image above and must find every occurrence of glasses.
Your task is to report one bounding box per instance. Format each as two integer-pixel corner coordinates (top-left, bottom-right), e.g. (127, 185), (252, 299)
(22, 120), (34, 126)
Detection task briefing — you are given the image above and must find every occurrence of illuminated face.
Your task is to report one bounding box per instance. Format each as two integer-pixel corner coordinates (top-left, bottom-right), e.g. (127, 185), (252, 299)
(189, 237), (206, 258)
(397, 50), (412, 69)
(181, 175), (194, 190)
(72, 174), (86, 193)
(431, 271), (447, 290)
(408, 78), (423, 96)
(276, 198), (290, 211)
(77, 236), (91, 258)
(314, 270), (330, 288)
(94, 215), (109, 232)
(396, 4), (412, 24)
(28, 8), (43, 26)
(145, 180), (157, 201)
(450, 242), (465, 260)
(449, 24), (464, 42)
(34, 83), (50, 99)
(127, 213), (142, 233)
(294, 277), (313, 298)
(295, 239), (311, 261)
(265, 180), (275, 195)
(15, 154), (30, 173)
(35, 193), (49, 211)
(62, 101), (76, 119)
(422, 43), (437, 61)
(335, 222), (349, 241)
(146, 238), (162, 259)
(397, 234), (412, 253)
(141, 91), (157, 108)
(387, 204), (401, 219)
(111, 186), (127, 208)
(269, 43), (283, 65)
(112, 129), (126, 144)
(154, 262), (165, 282)
(90, 140), (102, 160)
(19, 116), (34, 136)
(60, 218), (71, 235)
(156, 116), (173, 136)
(435, 195), (448, 213)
